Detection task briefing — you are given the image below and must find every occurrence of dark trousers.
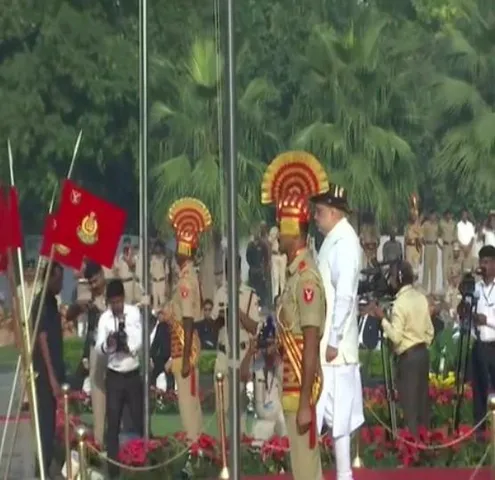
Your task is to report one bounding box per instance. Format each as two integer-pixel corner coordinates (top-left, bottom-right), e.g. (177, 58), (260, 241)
(472, 341), (495, 428)
(396, 344), (430, 435)
(106, 368), (144, 478)
(35, 377), (56, 474)
(248, 269), (267, 306)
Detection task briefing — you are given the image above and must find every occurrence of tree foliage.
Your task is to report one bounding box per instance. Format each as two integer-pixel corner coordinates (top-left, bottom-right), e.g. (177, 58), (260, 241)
(0, 0), (494, 232)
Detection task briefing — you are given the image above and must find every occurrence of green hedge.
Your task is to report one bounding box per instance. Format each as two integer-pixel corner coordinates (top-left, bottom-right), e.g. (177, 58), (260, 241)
(0, 337), (386, 378)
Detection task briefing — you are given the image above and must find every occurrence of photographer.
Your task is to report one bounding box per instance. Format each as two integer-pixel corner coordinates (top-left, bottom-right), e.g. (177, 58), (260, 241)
(240, 319), (286, 443)
(95, 279), (144, 479)
(470, 245), (495, 430)
(370, 261), (434, 435)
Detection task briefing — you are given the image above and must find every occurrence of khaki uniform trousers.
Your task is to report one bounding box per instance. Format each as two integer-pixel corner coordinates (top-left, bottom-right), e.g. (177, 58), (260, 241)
(442, 244), (453, 289)
(214, 372), (247, 434)
(285, 412), (323, 480)
(89, 347), (107, 446)
(175, 368), (202, 441)
(152, 280), (166, 309)
(406, 246), (421, 276)
(422, 245), (438, 293)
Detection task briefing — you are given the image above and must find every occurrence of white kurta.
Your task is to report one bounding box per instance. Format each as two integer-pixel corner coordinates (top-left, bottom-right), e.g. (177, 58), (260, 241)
(316, 218), (364, 437)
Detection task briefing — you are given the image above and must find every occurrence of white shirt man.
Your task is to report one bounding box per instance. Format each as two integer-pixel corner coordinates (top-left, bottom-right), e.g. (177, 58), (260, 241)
(457, 213), (475, 271)
(312, 186), (364, 480)
(95, 280), (144, 479)
(470, 246), (495, 428)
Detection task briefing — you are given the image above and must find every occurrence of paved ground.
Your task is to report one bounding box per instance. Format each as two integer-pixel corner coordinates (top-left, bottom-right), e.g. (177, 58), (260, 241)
(0, 370), (37, 479)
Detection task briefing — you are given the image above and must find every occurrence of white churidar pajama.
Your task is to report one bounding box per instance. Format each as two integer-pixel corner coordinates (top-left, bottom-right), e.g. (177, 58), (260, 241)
(316, 218), (365, 480)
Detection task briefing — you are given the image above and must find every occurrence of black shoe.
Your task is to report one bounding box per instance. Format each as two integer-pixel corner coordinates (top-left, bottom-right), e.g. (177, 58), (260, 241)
(21, 402), (30, 412)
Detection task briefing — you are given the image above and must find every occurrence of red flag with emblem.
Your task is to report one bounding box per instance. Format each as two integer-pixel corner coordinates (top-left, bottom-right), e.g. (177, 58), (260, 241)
(40, 213), (84, 270)
(53, 180), (127, 268)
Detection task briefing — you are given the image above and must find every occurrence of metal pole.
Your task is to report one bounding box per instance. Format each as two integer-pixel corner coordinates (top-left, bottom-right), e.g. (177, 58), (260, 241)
(224, 0), (240, 477)
(138, 0), (150, 441)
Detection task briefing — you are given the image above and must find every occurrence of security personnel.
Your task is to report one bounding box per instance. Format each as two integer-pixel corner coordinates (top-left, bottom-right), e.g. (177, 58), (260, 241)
(405, 209), (423, 279)
(116, 237), (136, 303)
(161, 197), (212, 441)
(261, 151), (328, 480)
(370, 261), (434, 435)
(439, 210), (456, 290)
(211, 255), (260, 432)
(67, 262), (107, 445)
(422, 211), (439, 293)
(150, 242), (168, 310)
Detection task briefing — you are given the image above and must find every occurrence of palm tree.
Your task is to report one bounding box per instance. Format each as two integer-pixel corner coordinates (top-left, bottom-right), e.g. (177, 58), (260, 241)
(429, 0), (495, 205)
(150, 37), (281, 236)
(289, 7), (418, 222)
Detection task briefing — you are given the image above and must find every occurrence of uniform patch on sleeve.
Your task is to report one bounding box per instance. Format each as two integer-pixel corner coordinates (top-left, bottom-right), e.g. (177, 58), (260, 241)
(302, 284), (315, 304)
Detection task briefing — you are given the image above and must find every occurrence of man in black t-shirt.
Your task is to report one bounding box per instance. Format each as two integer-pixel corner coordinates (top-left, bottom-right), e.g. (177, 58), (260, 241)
(32, 262), (65, 479)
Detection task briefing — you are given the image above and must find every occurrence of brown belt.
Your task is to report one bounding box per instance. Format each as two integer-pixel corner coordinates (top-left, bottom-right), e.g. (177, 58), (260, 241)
(399, 342), (427, 358)
(153, 277), (166, 282)
(122, 278), (133, 283)
(443, 241), (453, 245)
(406, 241), (416, 246)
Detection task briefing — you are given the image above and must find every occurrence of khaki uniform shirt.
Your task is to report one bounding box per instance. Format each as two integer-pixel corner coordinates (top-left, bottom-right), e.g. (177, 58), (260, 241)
(212, 283), (261, 373)
(171, 260), (202, 323)
(405, 221), (423, 244)
(422, 220), (439, 244)
(381, 285), (434, 355)
(150, 254), (168, 281)
(279, 249), (326, 337)
(439, 219), (456, 245)
(116, 256), (134, 281)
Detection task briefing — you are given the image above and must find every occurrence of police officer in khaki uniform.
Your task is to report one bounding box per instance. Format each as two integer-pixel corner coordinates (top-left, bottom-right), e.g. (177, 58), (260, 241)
(444, 243), (463, 318)
(405, 209), (423, 279)
(162, 197), (212, 442)
(422, 211), (439, 293)
(150, 242), (168, 310)
(67, 262), (108, 445)
(439, 210), (457, 290)
(116, 238), (136, 303)
(261, 151), (329, 480)
(211, 255), (260, 432)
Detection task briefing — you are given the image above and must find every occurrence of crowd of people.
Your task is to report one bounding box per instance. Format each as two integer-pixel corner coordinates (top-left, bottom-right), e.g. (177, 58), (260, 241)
(5, 155), (495, 480)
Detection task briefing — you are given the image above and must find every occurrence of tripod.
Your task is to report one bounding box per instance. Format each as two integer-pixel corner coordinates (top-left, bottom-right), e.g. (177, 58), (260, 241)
(380, 332), (397, 438)
(452, 293), (478, 432)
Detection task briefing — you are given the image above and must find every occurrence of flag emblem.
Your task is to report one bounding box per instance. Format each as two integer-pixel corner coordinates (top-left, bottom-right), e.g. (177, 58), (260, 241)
(77, 212), (99, 245)
(55, 244), (70, 256)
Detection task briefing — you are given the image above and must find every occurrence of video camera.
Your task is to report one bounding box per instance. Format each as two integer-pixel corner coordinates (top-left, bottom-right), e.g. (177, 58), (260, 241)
(358, 260), (397, 308)
(108, 317), (129, 353)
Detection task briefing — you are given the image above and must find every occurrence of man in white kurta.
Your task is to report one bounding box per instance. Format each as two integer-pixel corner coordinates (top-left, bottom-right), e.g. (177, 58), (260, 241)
(312, 186), (364, 480)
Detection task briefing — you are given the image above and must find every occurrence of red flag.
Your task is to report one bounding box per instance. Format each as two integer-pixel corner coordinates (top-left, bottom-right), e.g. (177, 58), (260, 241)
(7, 187), (23, 249)
(0, 188), (9, 272)
(54, 180), (127, 268)
(40, 213), (84, 270)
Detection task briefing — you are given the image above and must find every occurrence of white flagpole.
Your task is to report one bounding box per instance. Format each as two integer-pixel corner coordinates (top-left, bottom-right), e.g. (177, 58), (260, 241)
(138, 0), (150, 441)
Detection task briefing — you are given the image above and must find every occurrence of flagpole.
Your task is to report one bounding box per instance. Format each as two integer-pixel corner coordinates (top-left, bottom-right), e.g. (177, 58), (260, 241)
(0, 132), (82, 469)
(138, 0), (150, 442)
(5, 140), (46, 480)
(224, 0), (241, 477)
